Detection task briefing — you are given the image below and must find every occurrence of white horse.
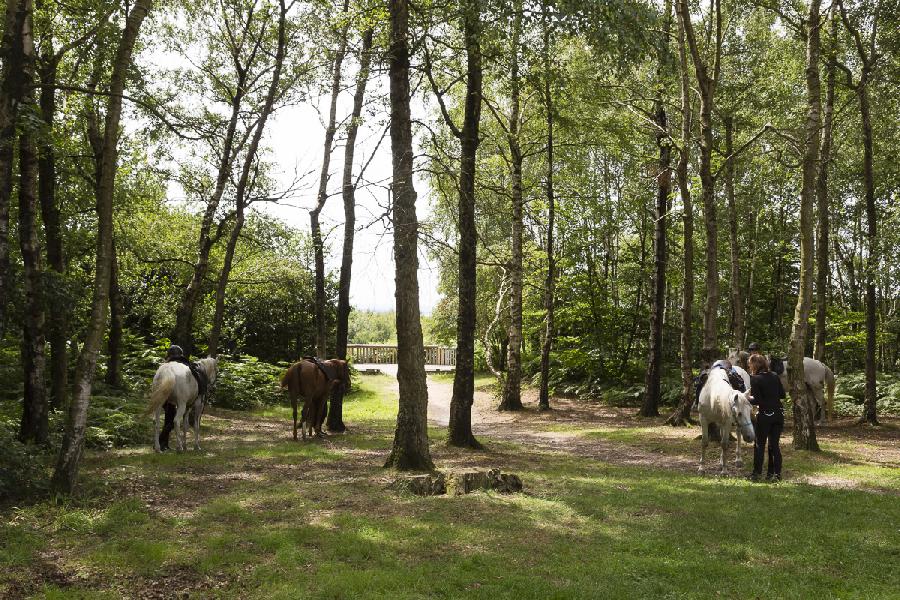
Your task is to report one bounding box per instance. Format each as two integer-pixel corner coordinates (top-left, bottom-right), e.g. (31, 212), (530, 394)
(777, 357), (836, 422)
(698, 368), (756, 475)
(728, 350), (836, 422)
(147, 357), (217, 452)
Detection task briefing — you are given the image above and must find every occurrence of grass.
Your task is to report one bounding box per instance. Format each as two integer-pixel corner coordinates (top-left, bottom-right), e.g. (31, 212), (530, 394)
(1, 374), (898, 598)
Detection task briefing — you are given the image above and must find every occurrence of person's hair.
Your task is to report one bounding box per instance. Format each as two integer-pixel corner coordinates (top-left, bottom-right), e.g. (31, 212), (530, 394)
(749, 354), (769, 375)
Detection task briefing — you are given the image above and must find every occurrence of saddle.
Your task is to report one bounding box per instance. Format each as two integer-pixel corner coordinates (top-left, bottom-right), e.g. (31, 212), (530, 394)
(302, 356), (338, 382)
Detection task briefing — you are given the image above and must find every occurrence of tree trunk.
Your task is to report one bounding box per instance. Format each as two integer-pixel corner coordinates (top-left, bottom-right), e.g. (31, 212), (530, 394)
(790, 0), (822, 451)
(311, 0), (351, 358)
(0, 0), (25, 342)
(329, 28), (373, 433)
(640, 0), (671, 418)
(104, 241), (123, 387)
(724, 115), (744, 351)
(859, 78), (878, 425)
(173, 14), (252, 352)
(537, 13), (555, 411)
(679, 0), (721, 366)
(666, 5), (694, 427)
(38, 54), (67, 408)
(52, 0), (152, 493)
(17, 0), (48, 443)
(813, 21), (835, 362)
(448, 0), (483, 448)
(208, 205), (244, 358)
(640, 102), (670, 417)
(836, 0), (878, 424)
(384, 0), (434, 471)
(499, 4), (524, 412)
(208, 1), (288, 359)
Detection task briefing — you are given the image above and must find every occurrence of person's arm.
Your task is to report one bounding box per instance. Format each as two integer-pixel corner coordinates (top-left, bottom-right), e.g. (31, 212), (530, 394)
(749, 377), (761, 405)
(776, 375), (786, 400)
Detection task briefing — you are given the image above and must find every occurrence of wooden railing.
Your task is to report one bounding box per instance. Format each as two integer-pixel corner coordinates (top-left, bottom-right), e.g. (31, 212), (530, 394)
(347, 344), (456, 366)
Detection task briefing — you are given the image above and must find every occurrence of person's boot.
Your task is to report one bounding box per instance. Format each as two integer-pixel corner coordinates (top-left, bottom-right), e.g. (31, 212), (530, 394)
(767, 473), (781, 483)
(747, 472), (762, 483)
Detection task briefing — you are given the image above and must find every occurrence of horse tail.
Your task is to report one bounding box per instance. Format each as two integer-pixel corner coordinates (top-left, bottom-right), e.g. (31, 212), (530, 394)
(146, 367), (176, 416)
(281, 363), (302, 395)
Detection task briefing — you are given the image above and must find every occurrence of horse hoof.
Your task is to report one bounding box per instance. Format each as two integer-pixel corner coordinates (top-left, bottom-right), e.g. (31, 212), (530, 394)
(735, 460), (743, 469)
(698, 467), (705, 475)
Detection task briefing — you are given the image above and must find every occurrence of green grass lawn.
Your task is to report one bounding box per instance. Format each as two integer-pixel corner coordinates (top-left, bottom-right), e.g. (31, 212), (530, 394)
(2, 374), (898, 599)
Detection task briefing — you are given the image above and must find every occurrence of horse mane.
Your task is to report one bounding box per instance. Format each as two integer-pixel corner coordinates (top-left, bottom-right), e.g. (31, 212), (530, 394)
(197, 357), (218, 383)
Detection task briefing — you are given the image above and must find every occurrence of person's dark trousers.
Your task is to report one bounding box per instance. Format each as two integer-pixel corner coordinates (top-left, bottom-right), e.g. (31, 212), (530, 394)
(159, 403), (177, 450)
(753, 412), (784, 476)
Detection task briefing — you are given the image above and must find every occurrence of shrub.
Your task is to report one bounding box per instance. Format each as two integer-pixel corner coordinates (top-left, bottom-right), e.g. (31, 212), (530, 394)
(213, 355), (290, 411)
(0, 421), (49, 502)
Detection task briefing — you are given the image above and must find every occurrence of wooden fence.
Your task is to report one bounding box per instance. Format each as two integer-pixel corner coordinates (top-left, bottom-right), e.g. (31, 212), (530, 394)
(347, 344), (456, 366)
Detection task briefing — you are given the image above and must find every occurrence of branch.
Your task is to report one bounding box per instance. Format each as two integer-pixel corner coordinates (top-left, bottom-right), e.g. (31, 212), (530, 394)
(44, 84), (206, 141)
(712, 124), (773, 179)
(422, 41), (462, 138)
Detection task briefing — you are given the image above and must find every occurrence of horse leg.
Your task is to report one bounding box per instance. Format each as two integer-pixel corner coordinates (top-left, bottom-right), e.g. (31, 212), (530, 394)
(316, 396), (328, 437)
(154, 408), (161, 453)
(174, 402), (187, 452)
(719, 425), (729, 475)
(291, 395), (298, 441)
(193, 397), (203, 451)
(698, 415), (708, 474)
(811, 383), (826, 423)
(182, 409), (191, 452)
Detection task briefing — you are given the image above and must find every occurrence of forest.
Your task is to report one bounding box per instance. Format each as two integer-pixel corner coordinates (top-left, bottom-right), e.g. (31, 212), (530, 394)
(0, 0), (899, 597)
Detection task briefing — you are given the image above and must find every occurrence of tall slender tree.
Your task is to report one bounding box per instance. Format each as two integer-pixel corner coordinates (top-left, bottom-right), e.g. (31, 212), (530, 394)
(678, 0), (722, 365)
(330, 27), (374, 433)
(384, 0), (434, 471)
(431, 0), (485, 447)
(666, 3), (694, 427)
(0, 0), (27, 342)
(172, 1), (268, 352)
(789, 0), (823, 451)
(209, 0), (289, 358)
(16, 0), (49, 444)
(724, 115), (744, 350)
(814, 16), (837, 363)
(311, 0), (351, 358)
(499, 0), (525, 412)
(53, 0), (153, 493)
(837, 0), (880, 425)
(640, 0), (672, 418)
(537, 5), (556, 411)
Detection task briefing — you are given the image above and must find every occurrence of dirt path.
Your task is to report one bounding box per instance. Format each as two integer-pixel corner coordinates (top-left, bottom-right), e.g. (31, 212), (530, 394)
(423, 374), (900, 488)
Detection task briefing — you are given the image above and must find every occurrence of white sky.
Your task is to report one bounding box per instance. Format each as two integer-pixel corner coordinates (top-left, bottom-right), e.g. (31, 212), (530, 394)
(258, 81), (442, 314)
(149, 40), (443, 315)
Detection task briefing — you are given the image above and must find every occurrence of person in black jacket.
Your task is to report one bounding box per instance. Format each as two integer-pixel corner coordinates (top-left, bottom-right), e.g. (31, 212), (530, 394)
(748, 353), (785, 482)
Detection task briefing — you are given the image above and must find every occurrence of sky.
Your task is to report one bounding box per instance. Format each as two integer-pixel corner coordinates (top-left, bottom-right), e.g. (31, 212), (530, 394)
(258, 84), (443, 314)
(148, 14), (444, 316)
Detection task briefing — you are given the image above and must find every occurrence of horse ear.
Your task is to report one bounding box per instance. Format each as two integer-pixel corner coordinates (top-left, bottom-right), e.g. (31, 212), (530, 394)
(732, 393), (739, 405)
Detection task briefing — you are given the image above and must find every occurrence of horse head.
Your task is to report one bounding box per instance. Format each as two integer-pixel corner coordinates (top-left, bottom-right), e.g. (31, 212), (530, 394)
(199, 357), (218, 386)
(328, 359), (351, 394)
(730, 392), (756, 443)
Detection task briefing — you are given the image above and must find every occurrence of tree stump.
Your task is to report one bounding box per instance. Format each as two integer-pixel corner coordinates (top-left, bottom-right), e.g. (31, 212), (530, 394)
(389, 473), (446, 496)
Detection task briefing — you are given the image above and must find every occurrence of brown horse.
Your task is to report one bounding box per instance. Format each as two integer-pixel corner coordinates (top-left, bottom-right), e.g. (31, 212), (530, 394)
(280, 358), (350, 440)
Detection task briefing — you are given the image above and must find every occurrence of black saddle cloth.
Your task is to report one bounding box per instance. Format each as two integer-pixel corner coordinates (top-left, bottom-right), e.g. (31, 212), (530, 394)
(302, 356), (338, 382)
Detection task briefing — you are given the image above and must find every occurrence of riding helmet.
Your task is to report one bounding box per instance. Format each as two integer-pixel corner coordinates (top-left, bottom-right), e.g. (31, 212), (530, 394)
(748, 342), (761, 352)
(166, 345), (185, 359)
